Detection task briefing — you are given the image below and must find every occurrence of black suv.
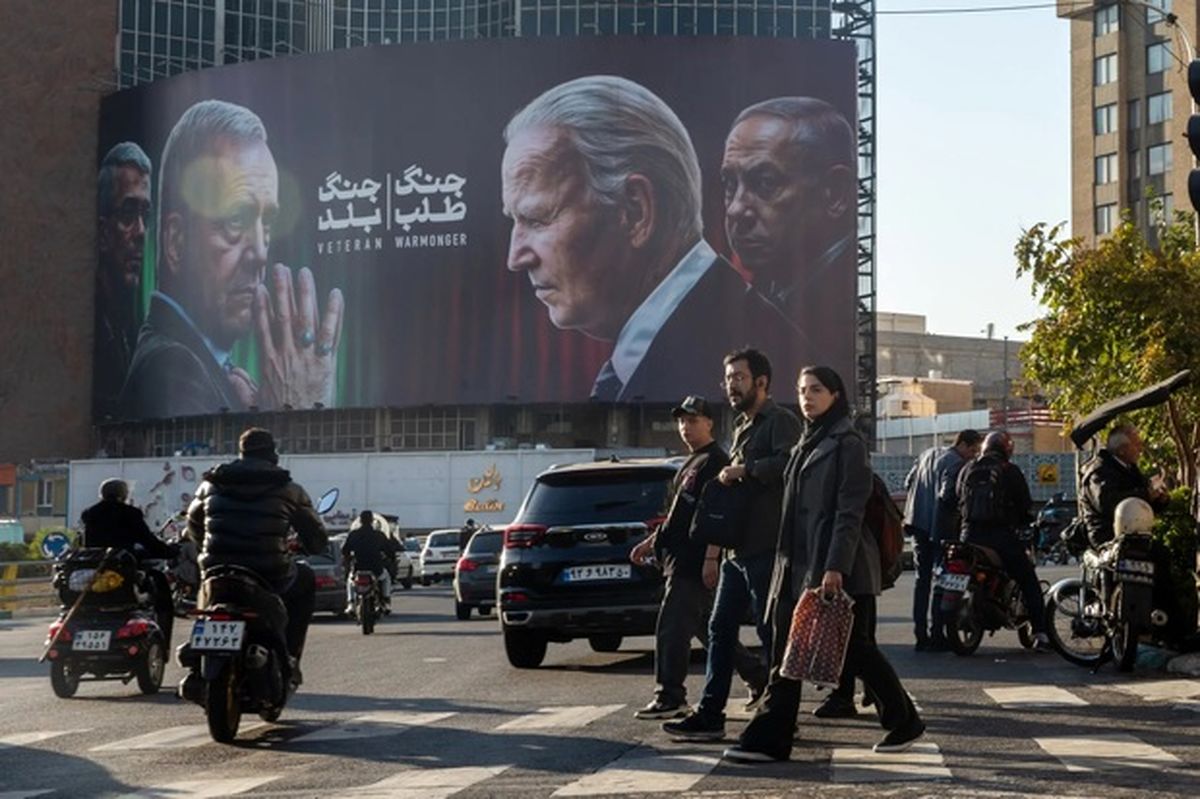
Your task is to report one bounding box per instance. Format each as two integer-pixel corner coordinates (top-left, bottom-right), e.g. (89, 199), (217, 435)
(498, 458), (681, 668)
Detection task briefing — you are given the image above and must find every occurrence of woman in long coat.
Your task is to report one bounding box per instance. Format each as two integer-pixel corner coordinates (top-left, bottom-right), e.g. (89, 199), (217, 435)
(724, 366), (925, 763)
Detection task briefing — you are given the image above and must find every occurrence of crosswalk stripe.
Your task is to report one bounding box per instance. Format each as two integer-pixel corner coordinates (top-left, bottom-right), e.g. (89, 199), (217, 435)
(115, 776), (279, 798)
(831, 742), (952, 783)
(496, 704), (624, 731)
(331, 765), (510, 799)
(1174, 699), (1200, 713)
(0, 730), (89, 749)
(90, 723), (267, 752)
(0, 791), (54, 798)
(552, 747), (719, 797)
(1034, 733), (1182, 772)
(1105, 679), (1200, 702)
(984, 686), (1088, 708)
(291, 711), (455, 744)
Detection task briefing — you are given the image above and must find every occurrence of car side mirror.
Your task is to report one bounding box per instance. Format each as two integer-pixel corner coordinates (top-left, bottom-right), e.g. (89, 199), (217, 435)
(316, 488), (339, 515)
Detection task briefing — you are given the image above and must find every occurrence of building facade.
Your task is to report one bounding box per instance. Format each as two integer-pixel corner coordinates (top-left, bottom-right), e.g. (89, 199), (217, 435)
(1059, 0), (1193, 242)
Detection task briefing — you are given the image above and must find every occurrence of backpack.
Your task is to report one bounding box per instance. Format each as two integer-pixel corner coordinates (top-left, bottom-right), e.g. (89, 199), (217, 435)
(961, 458), (1007, 525)
(864, 473), (904, 591)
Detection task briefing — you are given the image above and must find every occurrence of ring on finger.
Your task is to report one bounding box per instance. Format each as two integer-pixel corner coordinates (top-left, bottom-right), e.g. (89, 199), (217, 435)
(299, 330), (315, 348)
(315, 341), (331, 356)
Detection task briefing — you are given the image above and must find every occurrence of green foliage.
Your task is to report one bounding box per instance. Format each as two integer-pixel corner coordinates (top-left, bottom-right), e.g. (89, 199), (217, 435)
(0, 542), (31, 562)
(1015, 212), (1200, 485)
(1154, 487), (1198, 631)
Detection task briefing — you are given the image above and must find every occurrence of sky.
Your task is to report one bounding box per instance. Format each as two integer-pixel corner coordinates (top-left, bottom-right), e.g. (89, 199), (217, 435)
(875, 1), (1071, 339)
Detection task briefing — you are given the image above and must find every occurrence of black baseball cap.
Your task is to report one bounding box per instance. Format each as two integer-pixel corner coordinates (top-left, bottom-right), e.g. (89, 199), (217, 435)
(671, 395), (713, 419)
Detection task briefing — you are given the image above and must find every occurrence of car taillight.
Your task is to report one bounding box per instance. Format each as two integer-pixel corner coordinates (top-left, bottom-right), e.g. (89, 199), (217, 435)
(117, 619), (152, 639)
(355, 574), (373, 586)
(503, 591), (529, 604)
(47, 621), (71, 642)
(504, 523), (547, 548)
(314, 575), (337, 589)
(457, 557), (479, 572)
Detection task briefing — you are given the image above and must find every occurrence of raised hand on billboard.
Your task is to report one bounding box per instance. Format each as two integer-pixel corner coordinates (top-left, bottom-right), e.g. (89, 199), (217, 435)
(254, 264), (345, 410)
(226, 367), (258, 409)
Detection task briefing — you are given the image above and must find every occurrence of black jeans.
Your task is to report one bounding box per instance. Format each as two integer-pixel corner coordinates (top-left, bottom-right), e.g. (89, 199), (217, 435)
(276, 562), (316, 661)
(912, 531), (947, 642)
(739, 589), (918, 759)
(964, 532), (1046, 634)
(144, 568), (175, 644)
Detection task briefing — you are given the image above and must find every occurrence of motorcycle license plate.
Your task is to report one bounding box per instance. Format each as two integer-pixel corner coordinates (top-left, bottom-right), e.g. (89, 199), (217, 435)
(562, 564), (631, 582)
(72, 630), (111, 652)
(935, 573), (970, 592)
(190, 620), (246, 651)
(1117, 559), (1154, 576)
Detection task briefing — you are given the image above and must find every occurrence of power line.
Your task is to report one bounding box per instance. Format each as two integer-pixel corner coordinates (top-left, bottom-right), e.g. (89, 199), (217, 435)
(877, 1), (1088, 15)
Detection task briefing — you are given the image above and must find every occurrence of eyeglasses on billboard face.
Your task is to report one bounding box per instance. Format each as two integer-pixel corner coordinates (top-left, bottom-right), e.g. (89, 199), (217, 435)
(720, 373), (751, 387)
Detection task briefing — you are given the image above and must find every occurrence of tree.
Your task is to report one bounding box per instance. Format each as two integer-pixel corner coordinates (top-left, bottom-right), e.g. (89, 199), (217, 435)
(1014, 211), (1200, 487)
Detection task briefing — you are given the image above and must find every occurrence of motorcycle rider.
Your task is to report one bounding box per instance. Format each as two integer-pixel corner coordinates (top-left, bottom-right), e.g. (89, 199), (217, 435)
(342, 509), (396, 616)
(956, 431), (1050, 649)
(1079, 423), (1180, 637)
(185, 428), (327, 684)
(80, 478), (178, 642)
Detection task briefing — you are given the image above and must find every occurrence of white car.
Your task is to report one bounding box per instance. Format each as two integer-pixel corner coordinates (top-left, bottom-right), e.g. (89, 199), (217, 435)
(393, 537), (416, 590)
(420, 529), (462, 585)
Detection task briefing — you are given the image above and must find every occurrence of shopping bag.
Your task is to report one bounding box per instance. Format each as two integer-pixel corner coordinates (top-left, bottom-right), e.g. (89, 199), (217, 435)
(779, 589), (855, 687)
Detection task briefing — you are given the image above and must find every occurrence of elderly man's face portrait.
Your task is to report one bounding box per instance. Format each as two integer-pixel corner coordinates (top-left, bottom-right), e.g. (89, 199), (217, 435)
(175, 138), (279, 349)
(502, 126), (632, 340)
(100, 164), (151, 291)
(721, 115), (820, 281)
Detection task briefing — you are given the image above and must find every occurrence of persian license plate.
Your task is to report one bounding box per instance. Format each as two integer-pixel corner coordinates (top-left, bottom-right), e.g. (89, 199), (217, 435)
(1117, 559), (1154, 575)
(562, 564), (631, 582)
(190, 620), (246, 651)
(71, 629), (111, 652)
(935, 572), (970, 592)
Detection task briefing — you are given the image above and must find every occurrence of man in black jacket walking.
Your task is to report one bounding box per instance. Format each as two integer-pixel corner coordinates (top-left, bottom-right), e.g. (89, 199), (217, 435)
(186, 428), (328, 678)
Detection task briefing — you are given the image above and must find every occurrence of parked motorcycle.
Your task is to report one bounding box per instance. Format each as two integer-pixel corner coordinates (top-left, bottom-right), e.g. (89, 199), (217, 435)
(178, 488), (338, 743)
(936, 528), (1045, 655)
(352, 569), (384, 635)
(41, 547), (167, 698)
(1033, 493), (1077, 565)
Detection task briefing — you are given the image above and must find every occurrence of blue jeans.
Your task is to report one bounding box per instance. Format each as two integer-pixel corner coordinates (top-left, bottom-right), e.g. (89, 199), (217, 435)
(912, 531), (946, 642)
(696, 552), (773, 719)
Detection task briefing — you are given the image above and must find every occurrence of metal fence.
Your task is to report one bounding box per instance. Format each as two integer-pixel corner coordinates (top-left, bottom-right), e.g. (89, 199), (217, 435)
(873, 451), (1080, 504)
(0, 561), (56, 617)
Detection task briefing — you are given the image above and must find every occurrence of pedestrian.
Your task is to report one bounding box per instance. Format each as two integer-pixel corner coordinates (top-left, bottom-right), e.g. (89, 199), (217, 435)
(661, 348), (798, 741)
(908, 429), (982, 653)
(724, 366), (925, 763)
(630, 396), (765, 720)
(956, 430), (1049, 649)
(458, 518), (478, 552)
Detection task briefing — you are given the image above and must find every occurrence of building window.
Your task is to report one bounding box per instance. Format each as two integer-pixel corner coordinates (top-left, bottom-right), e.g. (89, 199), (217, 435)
(1147, 0), (1173, 25)
(1147, 42), (1171, 74)
(1095, 53), (1117, 85)
(1094, 103), (1118, 135)
(1095, 153), (1118, 185)
(1095, 4), (1119, 35)
(1148, 91), (1173, 124)
(1095, 203), (1118, 235)
(1148, 142), (1173, 175)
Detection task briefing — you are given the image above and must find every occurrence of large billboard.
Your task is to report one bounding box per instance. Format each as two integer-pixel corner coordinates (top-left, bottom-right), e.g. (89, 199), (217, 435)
(94, 36), (857, 422)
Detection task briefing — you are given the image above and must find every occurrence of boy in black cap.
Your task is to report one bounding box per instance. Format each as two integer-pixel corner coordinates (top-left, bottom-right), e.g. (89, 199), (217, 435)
(630, 396), (762, 719)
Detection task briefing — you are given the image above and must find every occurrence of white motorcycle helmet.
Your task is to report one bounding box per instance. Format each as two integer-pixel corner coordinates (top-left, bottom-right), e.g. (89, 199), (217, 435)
(1113, 497), (1155, 537)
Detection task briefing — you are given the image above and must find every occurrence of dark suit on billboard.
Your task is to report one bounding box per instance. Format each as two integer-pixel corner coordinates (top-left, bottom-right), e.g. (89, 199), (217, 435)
(594, 240), (799, 403)
(119, 293), (246, 419)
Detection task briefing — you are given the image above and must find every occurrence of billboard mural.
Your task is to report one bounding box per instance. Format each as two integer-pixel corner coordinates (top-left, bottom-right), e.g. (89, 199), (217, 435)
(95, 36), (857, 422)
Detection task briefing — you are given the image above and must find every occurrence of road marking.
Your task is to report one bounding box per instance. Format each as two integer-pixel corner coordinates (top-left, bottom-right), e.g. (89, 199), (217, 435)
(90, 723), (267, 751)
(423, 657), (448, 663)
(1106, 679), (1200, 702)
(1174, 699), (1200, 713)
(0, 791), (54, 798)
(0, 729), (89, 749)
(831, 742), (952, 783)
(497, 704), (624, 731)
(332, 765), (509, 798)
(552, 747), (719, 796)
(1034, 733), (1182, 772)
(984, 686), (1088, 708)
(291, 711), (455, 744)
(115, 776), (279, 797)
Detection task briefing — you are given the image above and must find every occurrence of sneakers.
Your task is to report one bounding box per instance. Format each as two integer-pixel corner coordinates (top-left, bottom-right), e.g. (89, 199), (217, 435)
(722, 745), (787, 763)
(663, 712), (725, 742)
(178, 672), (203, 703)
(1032, 632), (1052, 652)
(813, 695), (858, 719)
(874, 718), (926, 753)
(633, 699), (686, 720)
(743, 684), (766, 713)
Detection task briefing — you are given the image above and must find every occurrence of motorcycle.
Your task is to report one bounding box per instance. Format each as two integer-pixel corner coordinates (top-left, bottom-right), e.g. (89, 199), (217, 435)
(178, 488), (339, 743)
(352, 569), (384, 635)
(936, 528), (1045, 655)
(40, 547), (168, 698)
(1033, 493), (1076, 565)
(1044, 370), (1196, 672)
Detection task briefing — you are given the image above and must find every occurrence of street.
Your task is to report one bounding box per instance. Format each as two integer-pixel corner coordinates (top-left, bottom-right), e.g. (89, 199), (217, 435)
(1, 568), (1198, 798)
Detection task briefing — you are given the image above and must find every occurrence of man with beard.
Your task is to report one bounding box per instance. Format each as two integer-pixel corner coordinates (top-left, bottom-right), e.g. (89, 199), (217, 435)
(721, 98), (856, 372)
(119, 99), (345, 419)
(663, 348), (798, 741)
(502, 75), (793, 402)
(95, 142), (152, 420)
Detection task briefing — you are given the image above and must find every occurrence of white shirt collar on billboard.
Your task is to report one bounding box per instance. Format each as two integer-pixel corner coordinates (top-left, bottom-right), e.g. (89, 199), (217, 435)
(609, 238), (716, 386)
(153, 290), (233, 370)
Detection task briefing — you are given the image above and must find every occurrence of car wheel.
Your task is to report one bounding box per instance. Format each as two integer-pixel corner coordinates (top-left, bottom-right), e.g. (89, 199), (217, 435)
(587, 634), (622, 653)
(421, 575), (430, 587)
(503, 628), (547, 668)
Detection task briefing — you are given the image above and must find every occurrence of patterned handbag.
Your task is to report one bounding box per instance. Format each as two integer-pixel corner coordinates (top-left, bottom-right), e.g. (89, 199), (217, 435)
(779, 589), (855, 687)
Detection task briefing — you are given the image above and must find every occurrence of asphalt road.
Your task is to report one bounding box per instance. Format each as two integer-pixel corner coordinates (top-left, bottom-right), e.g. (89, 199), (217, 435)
(1, 568), (1198, 798)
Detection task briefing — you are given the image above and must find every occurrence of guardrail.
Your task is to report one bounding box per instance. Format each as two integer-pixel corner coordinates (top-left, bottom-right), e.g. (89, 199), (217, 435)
(0, 560), (56, 618)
